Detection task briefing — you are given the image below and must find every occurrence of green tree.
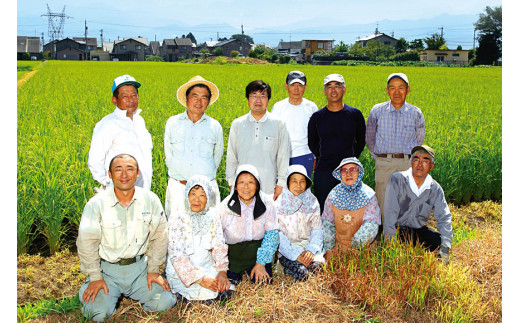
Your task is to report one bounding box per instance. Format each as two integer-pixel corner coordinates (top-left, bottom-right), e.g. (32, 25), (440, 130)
(230, 50), (240, 58)
(409, 39), (424, 51)
(474, 6), (502, 63)
(199, 48), (209, 54)
(475, 33), (500, 65)
(22, 52), (30, 60)
(186, 32), (197, 45)
(456, 45), (463, 50)
(231, 34), (254, 45)
(248, 49), (257, 58)
(424, 33), (446, 50)
(349, 40), (395, 61)
(395, 37), (408, 53)
(212, 47), (224, 56)
(253, 44), (267, 56)
(333, 41), (349, 53)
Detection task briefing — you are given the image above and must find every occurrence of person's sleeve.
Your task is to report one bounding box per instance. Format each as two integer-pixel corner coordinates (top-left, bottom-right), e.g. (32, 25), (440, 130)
(164, 118), (173, 174)
(354, 110), (366, 158)
(213, 122), (224, 171)
(306, 229), (324, 255)
(210, 212), (229, 272)
(365, 107), (377, 157)
(432, 186), (453, 248)
(256, 229), (279, 265)
(278, 230), (302, 261)
(168, 214), (204, 287)
(321, 198), (336, 251)
(416, 110), (426, 146)
(76, 202), (103, 281)
(87, 123), (111, 187)
(352, 221), (379, 247)
(363, 195), (381, 225)
(276, 121), (290, 188)
(226, 121), (239, 187)
(307, 113), (320, 158)
(146, 196), (169, 274)
(383, 174), (401, 240)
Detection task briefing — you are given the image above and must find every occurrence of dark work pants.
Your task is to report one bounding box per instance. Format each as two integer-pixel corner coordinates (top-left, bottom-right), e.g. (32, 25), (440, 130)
(313, 168), (340, 213)
(397, 226), (442, 252)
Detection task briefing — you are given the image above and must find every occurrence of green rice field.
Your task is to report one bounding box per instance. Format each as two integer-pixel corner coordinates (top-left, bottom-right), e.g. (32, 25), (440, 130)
(17, 61), (502, 254)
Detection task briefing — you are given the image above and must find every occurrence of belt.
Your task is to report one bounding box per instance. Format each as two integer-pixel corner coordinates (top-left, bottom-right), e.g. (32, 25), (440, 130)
(376, 153), (410, 158)
(102, 255), (141, 266)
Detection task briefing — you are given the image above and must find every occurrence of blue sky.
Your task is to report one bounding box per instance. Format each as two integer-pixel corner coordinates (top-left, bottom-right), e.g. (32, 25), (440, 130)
(16, 0), (502, 47)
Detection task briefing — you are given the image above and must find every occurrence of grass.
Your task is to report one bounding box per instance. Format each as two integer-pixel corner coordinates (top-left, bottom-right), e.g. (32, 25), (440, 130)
(17, 61), (502, 255)
(17, 201), (501, 322)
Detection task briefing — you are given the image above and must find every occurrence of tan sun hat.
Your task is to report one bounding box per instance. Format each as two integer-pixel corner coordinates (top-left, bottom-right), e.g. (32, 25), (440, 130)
(176, 75), (220, 107)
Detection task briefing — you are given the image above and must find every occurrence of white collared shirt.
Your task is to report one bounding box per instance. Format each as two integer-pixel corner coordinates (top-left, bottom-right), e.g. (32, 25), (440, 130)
(88, 107), (153, 190)
(401, 167), (433, 197)
(164, 111), (224, 181)
(76, 187), (168, 281)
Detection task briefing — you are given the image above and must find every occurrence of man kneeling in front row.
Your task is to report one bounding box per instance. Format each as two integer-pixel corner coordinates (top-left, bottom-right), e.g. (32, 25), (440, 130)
(383, 145), (452, 264)
(77, 154), (176, 322)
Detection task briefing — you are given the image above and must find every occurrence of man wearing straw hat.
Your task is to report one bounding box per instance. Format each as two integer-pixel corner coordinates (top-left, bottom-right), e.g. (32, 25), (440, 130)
(88, 74), (153, 192)
(164, 75), (224, 219)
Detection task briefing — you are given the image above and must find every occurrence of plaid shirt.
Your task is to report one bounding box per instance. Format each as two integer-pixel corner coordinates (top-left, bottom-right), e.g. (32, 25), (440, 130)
(365, 101), (425, 156)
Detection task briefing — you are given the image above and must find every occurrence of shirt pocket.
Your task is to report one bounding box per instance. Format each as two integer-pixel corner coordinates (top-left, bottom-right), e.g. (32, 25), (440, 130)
(101, 218), (124, 250)
(169, 135), (185, 154)
(263, 136), (277, 152)
(197, 136), (216, 158)
(135, 212), (152, 243)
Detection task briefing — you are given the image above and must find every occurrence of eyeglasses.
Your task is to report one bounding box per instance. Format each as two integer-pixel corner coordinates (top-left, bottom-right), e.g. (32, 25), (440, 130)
(340, 166), (359, 174)
(250, 93), (268, 100)
(412, 159), (432, 166)
(325, 84), (344, 91)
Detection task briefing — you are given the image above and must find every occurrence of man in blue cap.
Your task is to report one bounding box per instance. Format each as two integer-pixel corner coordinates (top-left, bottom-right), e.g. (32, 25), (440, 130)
(88, 75), (154, 192)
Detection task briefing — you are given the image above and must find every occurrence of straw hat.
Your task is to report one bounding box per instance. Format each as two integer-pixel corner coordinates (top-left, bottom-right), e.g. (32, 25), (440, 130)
(176, 75), (219, 107)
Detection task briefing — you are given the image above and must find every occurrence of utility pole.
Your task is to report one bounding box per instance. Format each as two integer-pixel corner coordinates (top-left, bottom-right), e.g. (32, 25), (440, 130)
(84, 20), (88, 60)
(41, 32), (44, 52)
(439, 26), (444, 38)
(241, 24), (244, 35)
(100, 29), (103, 50)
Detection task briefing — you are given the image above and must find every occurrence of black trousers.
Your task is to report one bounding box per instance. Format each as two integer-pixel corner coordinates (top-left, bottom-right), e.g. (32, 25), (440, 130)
(397, 225), (442, 252)
(313, 167), (340, 213)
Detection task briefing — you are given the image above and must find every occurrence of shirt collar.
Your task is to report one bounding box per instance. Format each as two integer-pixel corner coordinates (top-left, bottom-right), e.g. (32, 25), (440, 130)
(114, 106), (142, 118)
(108, 186), (140, 207)
(179, 110), (207, 124)
(247, 110), (269, 122)
(388, 101), (408, 113)
(402, 167), (432, 197)
(239, 196), (256, 211)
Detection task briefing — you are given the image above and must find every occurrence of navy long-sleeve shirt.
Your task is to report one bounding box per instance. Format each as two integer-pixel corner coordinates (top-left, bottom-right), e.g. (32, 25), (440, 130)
(307, 104), (366, 172)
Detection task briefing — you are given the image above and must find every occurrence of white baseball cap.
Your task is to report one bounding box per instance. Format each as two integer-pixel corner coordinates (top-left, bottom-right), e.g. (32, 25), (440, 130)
(387, 73), (409, 86)
(323, 73), (345, 87)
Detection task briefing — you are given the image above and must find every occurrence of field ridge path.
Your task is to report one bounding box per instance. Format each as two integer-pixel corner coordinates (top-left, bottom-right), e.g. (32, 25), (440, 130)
(17, 61), (46, 89)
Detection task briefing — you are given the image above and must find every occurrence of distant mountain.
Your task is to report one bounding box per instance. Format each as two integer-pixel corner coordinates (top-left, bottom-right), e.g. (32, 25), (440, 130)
(19, 12), (478, 50)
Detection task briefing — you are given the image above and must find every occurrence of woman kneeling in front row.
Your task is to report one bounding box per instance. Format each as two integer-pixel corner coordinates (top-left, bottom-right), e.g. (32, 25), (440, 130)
(322, 157), (381, 262)
(275, 165), (324, 281)
(165, 175), (231, 303)
(219, 165), (279, 287)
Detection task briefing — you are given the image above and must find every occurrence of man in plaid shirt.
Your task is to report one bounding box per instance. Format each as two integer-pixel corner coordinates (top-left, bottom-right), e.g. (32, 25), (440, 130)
(365, 73), (425, 232)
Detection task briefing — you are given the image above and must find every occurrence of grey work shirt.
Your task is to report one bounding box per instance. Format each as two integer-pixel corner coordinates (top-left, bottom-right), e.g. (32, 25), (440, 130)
(76, 187), (168, 281)
(383, 171), (453, 248)
(226, 111), (290, 194)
